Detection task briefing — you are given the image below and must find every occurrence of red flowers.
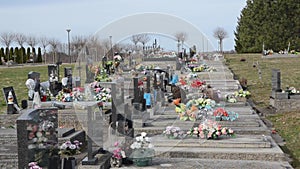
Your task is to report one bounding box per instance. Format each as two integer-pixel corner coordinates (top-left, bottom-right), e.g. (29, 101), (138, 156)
(213, 108), (228, 117)
(191, 80), (205, 88)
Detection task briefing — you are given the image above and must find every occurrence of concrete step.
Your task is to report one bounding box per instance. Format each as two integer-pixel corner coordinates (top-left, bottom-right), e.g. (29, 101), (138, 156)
(154, 147), (287, 161)
(130, 158), (293, 169)
(153, 135), (286, 161)
(152, 135), (272, 148)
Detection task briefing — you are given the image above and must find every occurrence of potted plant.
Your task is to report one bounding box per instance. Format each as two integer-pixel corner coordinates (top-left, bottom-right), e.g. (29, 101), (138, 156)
(129, 132), (155, 167)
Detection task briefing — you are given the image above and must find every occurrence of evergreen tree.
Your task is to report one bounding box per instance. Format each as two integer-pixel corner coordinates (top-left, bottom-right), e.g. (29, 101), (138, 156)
(37, 47), (42, 63)
(32, 47), (36, 62)
(20, 47), (25, 64)
(14, 47), (20, 63)
(9, 47), (14, 61)
(0, 48), (4, 64)
(26, 47), (31, 62)
(235, 0), (300, 53)
(5, 47), (9, 61)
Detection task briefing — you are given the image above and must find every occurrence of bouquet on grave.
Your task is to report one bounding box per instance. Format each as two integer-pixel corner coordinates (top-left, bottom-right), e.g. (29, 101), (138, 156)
(187, 120), (235, 140)
(58, 140), (82, 158)
(173, 98), (197, 121)
(234, 89), (251, 98)
(89, 81), (112, 102)
(129, 132), (155, 160)
(213, 107), (238, 121)
(162, 126), (186, 139)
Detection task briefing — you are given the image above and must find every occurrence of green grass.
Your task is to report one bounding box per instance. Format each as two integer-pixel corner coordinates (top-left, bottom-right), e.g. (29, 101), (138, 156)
(0, 64), (74, 114)
(225, 54), (300, 169)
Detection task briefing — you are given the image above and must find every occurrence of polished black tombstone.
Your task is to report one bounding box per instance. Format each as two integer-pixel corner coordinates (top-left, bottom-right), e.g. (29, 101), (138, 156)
(2, 86), (20, 114)
(64, 67), (73, 90)
(17, 108), (59, 169)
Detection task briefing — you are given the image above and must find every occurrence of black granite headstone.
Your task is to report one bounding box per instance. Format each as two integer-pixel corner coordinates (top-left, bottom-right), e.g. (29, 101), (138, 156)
(47, 64), (58, 77)
(17, 108), (58, 169)
(2, 86), (19, 106)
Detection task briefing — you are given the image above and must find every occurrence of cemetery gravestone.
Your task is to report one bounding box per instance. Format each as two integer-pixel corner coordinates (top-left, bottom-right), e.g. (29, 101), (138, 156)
(2, 86), (20, 114)
(17, 108), (59, 169)
(64, 67), (73, 90)
(271, 69), (281, 92)
(82, 103), (101, 165)
(48, 65), (61, 97)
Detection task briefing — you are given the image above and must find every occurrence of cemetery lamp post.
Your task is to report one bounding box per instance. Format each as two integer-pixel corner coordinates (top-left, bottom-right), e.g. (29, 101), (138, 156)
(66, 29), (71, 63)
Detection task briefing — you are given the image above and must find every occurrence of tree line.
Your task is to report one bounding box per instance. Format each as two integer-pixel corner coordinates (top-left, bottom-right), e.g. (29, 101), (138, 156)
(235, 0), (300, 53)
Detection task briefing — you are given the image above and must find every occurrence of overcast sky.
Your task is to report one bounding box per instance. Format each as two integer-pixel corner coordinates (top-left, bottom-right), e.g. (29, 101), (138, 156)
(0, 0), (246, 51)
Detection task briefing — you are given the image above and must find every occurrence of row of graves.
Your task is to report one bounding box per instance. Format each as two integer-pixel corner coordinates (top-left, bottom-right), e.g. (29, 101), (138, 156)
(1, 54), (293, 168)
(124, 57), (293, 168)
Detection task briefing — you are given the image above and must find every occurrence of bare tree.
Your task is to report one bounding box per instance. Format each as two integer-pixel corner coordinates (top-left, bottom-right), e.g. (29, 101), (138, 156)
(213, 27), (228, 53)
(15, 33), (27, 63)
(39, 37), (49, 63)
(174, 32), (187, 53)
(139, 34), (150, 50)
(15, 33), (27, 47)
(0, 32), (15, 48)
(86, 36), (103, 62)
(48, 38), (60, 64)
(130, 34), (142, 49)
(72, 35), (87, 59)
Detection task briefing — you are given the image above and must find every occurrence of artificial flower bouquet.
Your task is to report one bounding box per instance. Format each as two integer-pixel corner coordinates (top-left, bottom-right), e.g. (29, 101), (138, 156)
(72, 87), (85, 101)
(28, 162), (42, 169)
(174, 99), (196, 121)
(186, 98), (216, 111)
(59, 140), (82, 158)
(110, 141), (126, 168)
(234, 89), (251, 98)
(187, 120), (235, 140)
(163, 126), (186, 139)
(190, 79), (206, 89)
(226, 94), (237, 103)
(89, 81), (112, 102)
(213, 107), (238, 121)
(112, 141), (126, 160)
(56, 88), (73, 102)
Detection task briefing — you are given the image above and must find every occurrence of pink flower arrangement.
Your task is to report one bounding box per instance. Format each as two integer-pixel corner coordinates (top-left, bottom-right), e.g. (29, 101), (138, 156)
(188, 120), (235, 139)
(28, 162), (42, 169)
(59, 140), (82, 158)
(112, 142), (126, 159)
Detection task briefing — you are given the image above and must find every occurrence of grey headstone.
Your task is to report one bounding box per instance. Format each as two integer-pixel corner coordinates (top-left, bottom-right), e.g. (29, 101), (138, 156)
(271, 69), (281, 91)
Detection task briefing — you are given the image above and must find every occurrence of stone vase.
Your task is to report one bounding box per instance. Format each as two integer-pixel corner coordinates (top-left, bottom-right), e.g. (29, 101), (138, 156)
(133, 157), (152, 167)
(62, 157), (76, 169)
